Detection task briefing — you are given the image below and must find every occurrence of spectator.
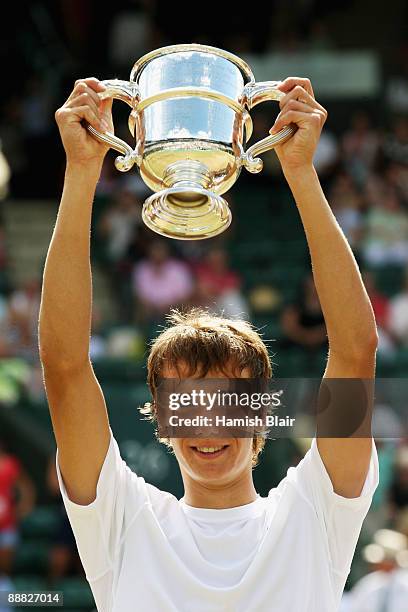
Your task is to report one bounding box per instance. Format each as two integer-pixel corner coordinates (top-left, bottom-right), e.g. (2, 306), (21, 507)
(96, 159), (121, 198)
(0, 221), (10, 296)
(363, 271), (390, 330)
(132, 240), (193, 322)
(108, 5), (153, 69)
(89, 306), (107, 360)
(313, 129), (339, 183)
(20, 75), (56, 198)
(342, 111), (381, 186)
(368, 436), (399, 531)
(382, 116), (408, 167)
(7, 279), (41, 361)
(0, 143), (10, 201)
(0, 440), (35, 574)
(20, 75), (53, 143)
(193, 248), (248, 318)
(98, 187), (146, 322)
(0, 572), (13, 611)
(384, 162), (408, 210)
(389, 446), (408, 521)
(389, 269), (408, 345)
(362, 271), (395, 357)
(98, 188), (142, 265)
(281, 274), (327, 350)
(386, 45), (408, 115)
(329, 172), (364, 251)
(362, 184), (408, 267)
(0, 296), (11, 358)
(0, 98), (27, 198)
(345, 529), (408, 612)
(46, 454), (81, 585)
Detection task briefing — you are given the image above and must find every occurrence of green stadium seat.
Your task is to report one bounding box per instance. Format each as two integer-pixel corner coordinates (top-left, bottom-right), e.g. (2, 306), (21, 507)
(252, 316), (283, 342)
(54, 577), (94, 609)
(275, 347), (327, 378)
(12, 575), (47, 593)
(372, 265), (404, 297)
(274, 348), (307, 377)
(13, 541), (50, 574)
(20, 506), (60, 540)
(375, 354), (399, 377)
(393, 347), (408, 376)
(102, 382), (150, 407)
(92, 356), (146, 382)
(20, 398), (52, 430)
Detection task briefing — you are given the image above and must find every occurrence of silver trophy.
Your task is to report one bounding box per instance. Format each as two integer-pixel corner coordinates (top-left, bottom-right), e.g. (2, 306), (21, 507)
(88, 44), (296, 240)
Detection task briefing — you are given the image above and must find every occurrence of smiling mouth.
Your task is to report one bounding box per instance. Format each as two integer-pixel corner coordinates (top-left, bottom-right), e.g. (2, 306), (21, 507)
(191, 445), (229, 458)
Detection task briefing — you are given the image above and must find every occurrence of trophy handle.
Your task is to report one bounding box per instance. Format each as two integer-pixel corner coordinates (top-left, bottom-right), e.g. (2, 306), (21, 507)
(86, 79), (141, 172)
(241, 81), (297, 173)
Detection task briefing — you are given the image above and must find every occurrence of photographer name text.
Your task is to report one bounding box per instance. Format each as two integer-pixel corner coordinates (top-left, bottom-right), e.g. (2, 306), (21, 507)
(168, 415), (295, 427)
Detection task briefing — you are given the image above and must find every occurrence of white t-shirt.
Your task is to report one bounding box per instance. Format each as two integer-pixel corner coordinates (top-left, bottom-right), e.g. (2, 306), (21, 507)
(56, 434), (378, 612)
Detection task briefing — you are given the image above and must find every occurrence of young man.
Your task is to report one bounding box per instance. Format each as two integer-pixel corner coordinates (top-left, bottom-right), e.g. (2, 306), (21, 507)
(39, 76), (379, 611)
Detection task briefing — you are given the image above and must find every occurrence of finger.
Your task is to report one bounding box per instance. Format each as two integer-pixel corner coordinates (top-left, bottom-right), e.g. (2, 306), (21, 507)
(279, 85), (325, 113)
(278, 99), (315, 116)
(67, 82), (103, 108)
(270, 109), (325, 134)
(65, 92), (100, 117)
(70, 105), (104, 131)
(278, 77), (315, 99)
(66, 79), (105, 106)
(74, 77), (106, 94)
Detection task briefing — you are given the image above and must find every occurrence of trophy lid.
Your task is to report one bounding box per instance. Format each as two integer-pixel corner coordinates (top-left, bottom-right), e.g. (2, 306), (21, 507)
(130, 43), (255, 84)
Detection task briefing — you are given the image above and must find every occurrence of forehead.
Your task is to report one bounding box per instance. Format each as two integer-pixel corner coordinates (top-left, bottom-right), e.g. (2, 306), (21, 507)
(160, 361), (251, 379)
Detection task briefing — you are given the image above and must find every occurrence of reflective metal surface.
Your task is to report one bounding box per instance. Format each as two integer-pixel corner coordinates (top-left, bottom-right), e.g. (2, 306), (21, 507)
(87, 44), (296, 240)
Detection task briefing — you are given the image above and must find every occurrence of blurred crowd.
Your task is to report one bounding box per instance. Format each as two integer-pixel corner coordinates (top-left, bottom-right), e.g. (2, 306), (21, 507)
(3, 109), (408, 363)
(0, 0), (407, 610)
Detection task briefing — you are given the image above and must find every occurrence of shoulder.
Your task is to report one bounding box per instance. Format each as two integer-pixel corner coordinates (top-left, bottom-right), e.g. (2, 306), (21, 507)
(145, 482), (179, 514)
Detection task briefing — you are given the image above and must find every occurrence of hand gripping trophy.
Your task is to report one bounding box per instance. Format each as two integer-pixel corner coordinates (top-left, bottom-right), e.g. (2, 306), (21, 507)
(87, 44), (296, 240)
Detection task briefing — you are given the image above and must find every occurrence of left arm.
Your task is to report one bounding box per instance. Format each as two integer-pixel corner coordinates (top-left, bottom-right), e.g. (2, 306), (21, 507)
(271, 78), (378, 497)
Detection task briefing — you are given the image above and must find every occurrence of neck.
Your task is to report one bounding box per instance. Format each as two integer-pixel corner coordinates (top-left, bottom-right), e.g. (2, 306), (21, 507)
(182, 470), (258, 509)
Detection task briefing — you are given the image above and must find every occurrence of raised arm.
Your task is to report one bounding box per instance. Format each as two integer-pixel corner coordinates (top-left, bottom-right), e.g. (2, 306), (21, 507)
(38, 78), (113, 505)
(271, 78), (378, 497)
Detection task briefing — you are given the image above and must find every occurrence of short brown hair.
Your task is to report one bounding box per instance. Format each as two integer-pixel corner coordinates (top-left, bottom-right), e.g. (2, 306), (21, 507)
(140, 308), (273, 466)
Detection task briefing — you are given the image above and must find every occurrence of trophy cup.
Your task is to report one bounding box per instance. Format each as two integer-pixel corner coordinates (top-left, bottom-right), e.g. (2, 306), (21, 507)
(87, 44), (296, 240)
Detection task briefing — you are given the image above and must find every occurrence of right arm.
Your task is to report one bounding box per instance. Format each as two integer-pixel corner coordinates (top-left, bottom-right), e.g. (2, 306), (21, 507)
(38, 78), (113, 505)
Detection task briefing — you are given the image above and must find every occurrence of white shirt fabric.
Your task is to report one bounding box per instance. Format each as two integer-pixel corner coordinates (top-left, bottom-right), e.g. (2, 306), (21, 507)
(346, 569), (408, 612)
(56, 434), (378, 612)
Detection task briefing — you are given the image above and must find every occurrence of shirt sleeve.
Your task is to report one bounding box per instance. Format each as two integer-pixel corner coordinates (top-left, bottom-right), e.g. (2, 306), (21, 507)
(285, 438), (379, 580)
(56, 429), (148, 584)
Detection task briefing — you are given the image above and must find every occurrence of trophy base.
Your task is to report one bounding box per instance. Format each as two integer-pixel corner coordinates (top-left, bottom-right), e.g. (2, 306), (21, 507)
(142, 185), (232, 240)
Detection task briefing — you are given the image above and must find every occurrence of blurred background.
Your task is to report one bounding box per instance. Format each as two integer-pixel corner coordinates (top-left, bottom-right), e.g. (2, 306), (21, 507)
(0, 0), (407, 610)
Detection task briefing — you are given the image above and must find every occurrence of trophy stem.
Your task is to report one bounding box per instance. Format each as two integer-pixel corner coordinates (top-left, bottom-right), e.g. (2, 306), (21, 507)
(163, 160), (212, 204)
(142, 160), (231, 240)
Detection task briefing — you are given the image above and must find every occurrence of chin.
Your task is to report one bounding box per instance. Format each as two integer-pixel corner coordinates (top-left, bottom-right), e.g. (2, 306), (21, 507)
(175, 439), (251, 484)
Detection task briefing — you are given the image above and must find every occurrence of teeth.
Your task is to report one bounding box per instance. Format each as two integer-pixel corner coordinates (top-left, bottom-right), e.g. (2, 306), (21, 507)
(196, 446), (224, 453)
